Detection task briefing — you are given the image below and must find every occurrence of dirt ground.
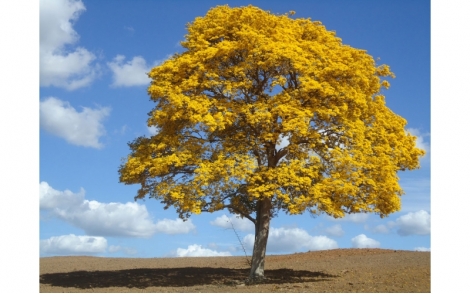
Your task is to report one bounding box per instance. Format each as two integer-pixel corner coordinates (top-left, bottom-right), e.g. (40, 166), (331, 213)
(40, 248), (430, 293)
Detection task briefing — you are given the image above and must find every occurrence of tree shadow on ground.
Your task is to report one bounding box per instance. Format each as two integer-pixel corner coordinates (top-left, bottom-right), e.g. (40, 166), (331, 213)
(40, 267), (337, 289)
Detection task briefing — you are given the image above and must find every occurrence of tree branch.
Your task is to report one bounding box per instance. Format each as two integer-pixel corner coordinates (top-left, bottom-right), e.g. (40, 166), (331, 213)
(225, 205), (257, 224)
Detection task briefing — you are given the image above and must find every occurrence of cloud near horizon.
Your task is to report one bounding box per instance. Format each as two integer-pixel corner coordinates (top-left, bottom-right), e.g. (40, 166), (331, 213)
(172, 244), (232, 257)
(351, 234), (380, 248)
(40, 234), (107, 255)
(243, 227), (338, 253)
(414, 247), (430, 252)
(40, 97), (110, 149)
(39, 181), (196, 237)
(40, 0), (99, 90)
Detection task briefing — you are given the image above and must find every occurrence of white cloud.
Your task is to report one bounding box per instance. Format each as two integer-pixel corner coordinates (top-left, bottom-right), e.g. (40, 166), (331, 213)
(414, 247), (430, 252)
(351, 234), (380, 248)
(276, 135), (290, 150)
(210, 215), (254, 232)
(39, 182), (196, 237)
(40, 97), (110, 149)
(174, 244), (232, 257)
(40, 181), (85, 210)
(243, 227), (338, 253)
(407, 128), (430, 154)
(154, 218), (197, 235)
(324, 224), (345, 237)
(108, 55), (152, 87)
(40, 234), (107, 255)
(393, 210), (430, 236)
(327, 213), (369, 223)
(40, 0), (98, 90)
(148, 126), (159, 136)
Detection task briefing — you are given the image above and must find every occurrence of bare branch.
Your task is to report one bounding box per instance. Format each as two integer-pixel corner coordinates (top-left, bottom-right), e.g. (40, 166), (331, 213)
(225, 205), (257, 224)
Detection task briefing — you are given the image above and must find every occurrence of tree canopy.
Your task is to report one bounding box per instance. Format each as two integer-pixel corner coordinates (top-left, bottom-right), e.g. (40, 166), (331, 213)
(118, 4), (424, 280)
(120, 5), (423, 219)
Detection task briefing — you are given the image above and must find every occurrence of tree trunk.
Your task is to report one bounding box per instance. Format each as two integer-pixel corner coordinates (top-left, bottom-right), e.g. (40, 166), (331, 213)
(247, 197), (272, 283)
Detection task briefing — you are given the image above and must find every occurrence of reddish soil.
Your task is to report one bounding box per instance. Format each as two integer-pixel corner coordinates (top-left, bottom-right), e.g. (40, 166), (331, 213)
(40, 248), (430, 292)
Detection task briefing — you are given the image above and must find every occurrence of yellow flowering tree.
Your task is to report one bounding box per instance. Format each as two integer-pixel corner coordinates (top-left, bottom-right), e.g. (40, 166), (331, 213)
(119, 5), (425, 282)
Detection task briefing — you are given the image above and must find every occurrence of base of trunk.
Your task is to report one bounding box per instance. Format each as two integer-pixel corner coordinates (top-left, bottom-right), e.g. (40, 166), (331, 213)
(245, 274), (266, 285)
(247, 197), (271, 284)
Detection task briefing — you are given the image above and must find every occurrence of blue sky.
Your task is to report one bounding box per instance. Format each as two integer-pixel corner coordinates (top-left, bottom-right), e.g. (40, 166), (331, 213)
(38, 0), (431, 258)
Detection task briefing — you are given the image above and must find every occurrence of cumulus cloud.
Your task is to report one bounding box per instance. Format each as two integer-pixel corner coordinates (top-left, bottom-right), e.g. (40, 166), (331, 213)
(414, 247), (430, 252)
(40, 0), (99, 90)
(40, 234), (107, 255)
(39, 182), (196, 237)
(243, 227), (338, 253)
(174, 244), (232, 257)
(351, 234), (380, 248)
(40, 181), (85, 211)
(324, 224), (345, 237)
(108, 55), (152, 87)
(407, 128), (430, 155)
(210, 215), (254, 232)
(40, 97), (110, 148)
(154, 218), (197, 235)
(392, 210), (430, 236)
